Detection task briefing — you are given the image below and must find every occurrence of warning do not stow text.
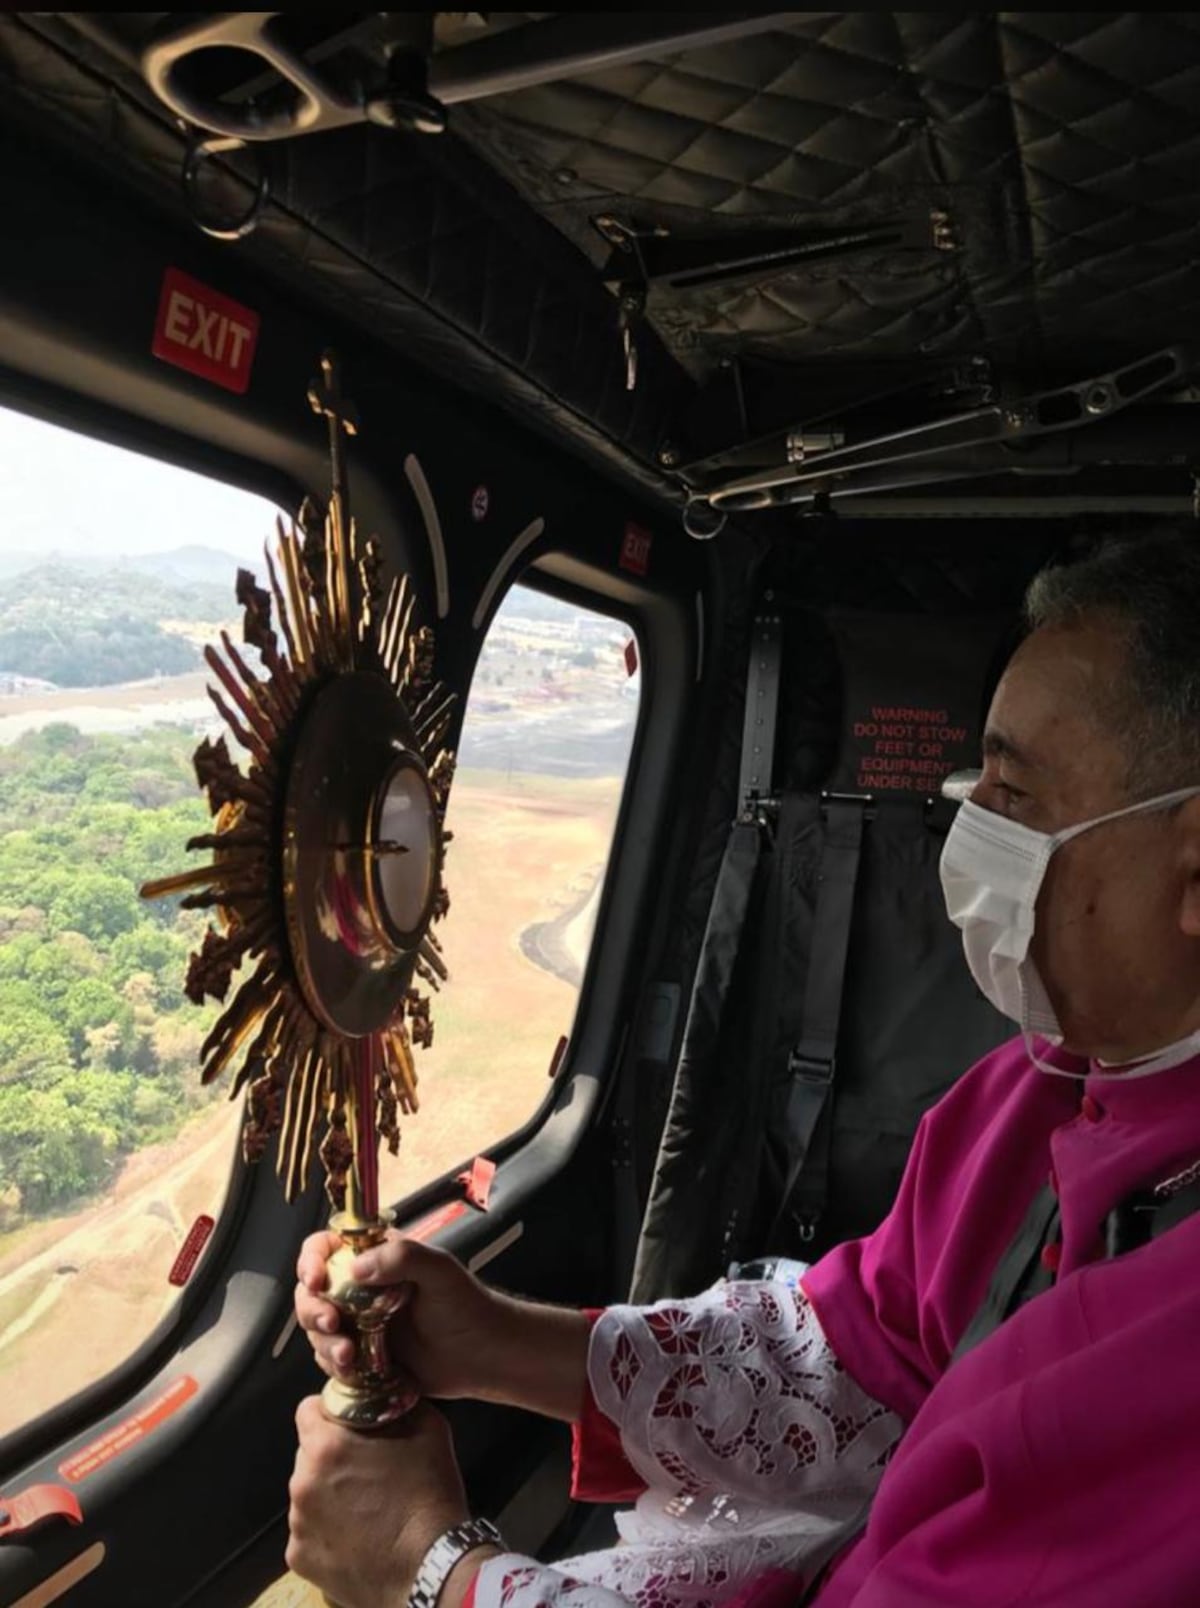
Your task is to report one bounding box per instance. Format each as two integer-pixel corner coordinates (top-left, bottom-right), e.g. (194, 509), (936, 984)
(851, 706), (969, 792)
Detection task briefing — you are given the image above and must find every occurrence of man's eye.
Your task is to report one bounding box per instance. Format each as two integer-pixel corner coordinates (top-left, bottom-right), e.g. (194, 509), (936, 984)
(999, 783), (1026, 806)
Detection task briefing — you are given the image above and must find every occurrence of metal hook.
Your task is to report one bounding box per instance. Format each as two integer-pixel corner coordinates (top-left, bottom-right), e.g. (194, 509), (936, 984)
(682, 500), (727, 541)
(617, 285), (645, 393)
(182, 133), (269, 241)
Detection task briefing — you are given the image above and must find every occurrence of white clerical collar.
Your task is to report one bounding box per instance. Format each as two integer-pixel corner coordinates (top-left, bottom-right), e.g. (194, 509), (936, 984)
(1094, 1025), (1200, 1077)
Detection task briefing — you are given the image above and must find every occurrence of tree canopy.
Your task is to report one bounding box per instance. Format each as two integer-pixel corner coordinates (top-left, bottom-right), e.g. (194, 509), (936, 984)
(0, 723), (226, 1219)
(0, 565), (231, 686)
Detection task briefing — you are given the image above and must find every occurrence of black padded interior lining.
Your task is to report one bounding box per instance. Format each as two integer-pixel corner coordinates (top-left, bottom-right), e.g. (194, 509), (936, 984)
(4, 12), (1200, 506)
(0, 14), (687, 510)
(632, 521), (1072, 1294)
(458, 12), (1200, 381)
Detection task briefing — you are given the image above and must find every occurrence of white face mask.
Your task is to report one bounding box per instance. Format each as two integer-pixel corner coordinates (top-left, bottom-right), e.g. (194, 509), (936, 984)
(940, 786), (1200, 1077)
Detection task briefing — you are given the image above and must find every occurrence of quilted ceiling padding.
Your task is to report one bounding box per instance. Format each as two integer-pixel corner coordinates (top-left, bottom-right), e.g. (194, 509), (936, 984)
(2, 11), (1199, 502)
(0, 13), (690, 507)
(457, 12), (1200, 379)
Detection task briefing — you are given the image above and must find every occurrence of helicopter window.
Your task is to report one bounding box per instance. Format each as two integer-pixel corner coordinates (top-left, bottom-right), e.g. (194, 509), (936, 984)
(0, 402), (284, 1440)
(376, 583), (641, 1209)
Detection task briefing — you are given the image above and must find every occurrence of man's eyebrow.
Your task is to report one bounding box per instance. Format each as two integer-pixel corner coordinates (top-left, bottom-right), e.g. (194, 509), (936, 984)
(982, 728), (1034, 767)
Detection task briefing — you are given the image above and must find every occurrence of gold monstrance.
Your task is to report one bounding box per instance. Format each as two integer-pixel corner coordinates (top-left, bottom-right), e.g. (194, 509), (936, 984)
(142, 354), (454, 1425)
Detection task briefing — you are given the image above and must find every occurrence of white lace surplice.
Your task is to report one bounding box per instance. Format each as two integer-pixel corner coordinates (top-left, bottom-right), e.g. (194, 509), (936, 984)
(474, 1282), (903, 1608)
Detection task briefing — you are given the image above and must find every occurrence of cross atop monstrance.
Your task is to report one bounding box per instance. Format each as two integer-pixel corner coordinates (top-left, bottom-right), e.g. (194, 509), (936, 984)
(307, 352), (362, 669)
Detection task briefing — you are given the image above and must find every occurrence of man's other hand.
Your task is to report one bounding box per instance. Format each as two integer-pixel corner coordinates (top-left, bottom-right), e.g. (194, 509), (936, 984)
(287, 1397), (494, 1608)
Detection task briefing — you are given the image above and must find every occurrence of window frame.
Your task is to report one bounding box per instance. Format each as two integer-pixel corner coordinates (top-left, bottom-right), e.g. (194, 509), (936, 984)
(383, 548), (697, 1234)
(377, 564), (646, 1216)
(0, 383), (307, 1474)
(0, 383), (700, 1477)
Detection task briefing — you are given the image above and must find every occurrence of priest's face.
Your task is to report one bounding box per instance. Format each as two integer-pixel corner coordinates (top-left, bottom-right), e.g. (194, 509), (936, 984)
(972, 614), (1200, 1062)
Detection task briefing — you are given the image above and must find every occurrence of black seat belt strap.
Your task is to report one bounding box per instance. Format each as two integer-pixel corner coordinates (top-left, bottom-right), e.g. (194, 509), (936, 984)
(769, 794), (868, 1245)
(952, 1183), (1061, 1362)
(1151, 1178), (1200, 1236)
(1105, 1175), (1200, 1255)
(627, 611), (783, 1299)
(739, 612), (783, 810)
(680, 610), (783, 1070)
(953, 1173), (1200, 1365)
(690, 609), (784, 1039)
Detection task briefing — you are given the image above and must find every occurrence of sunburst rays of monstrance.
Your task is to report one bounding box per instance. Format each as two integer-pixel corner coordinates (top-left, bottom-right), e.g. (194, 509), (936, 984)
(142, 354), (453, 1425)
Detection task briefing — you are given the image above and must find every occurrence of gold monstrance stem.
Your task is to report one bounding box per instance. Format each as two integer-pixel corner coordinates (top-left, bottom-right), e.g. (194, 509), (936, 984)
(318, 1050), (416, 1428)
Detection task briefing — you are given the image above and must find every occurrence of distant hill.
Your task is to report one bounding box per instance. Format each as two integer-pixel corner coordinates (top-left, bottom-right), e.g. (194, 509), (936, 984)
(0, 544), (252, 589)
(0, 563), (236, 688)
(117, 545), (254, 588)
(0, 549), (598, 689)
(0, 563), (232, 620)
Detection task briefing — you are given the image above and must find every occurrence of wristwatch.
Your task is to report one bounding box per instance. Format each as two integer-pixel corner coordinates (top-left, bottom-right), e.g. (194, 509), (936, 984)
(407, 1518), (505, 1608)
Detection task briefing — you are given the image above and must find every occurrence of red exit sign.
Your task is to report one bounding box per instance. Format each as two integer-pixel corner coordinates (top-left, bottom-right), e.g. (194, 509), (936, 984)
(620, 521), (652, 576)
(152, 267), (260, 394)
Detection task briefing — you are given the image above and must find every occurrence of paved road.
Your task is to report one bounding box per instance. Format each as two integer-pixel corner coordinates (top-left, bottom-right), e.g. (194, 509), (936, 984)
(519, 876), (602, 988)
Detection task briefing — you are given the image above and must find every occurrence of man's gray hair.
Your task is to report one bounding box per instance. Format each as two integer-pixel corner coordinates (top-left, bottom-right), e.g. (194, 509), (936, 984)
(1024, 533), (1200, 793)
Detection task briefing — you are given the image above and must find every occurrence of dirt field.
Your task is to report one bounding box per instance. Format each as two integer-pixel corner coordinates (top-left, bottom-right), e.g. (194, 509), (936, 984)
(0, 1100), (242, 1440)
(0, 670), (211, 716)
(0, 669), (214, 745)
(0, 767), (622, 1496)
(377, 768), (621, 1202)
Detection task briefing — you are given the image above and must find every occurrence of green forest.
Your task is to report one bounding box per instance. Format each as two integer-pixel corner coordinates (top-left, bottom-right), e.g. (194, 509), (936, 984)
(0, 721), (226, 1226)
(0, 565), (231, 686)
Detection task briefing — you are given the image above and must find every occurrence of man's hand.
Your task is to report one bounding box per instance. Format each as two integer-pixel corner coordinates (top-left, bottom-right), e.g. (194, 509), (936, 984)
(287, 1397), (495, 1608)
(295, 1231), (592, 1422)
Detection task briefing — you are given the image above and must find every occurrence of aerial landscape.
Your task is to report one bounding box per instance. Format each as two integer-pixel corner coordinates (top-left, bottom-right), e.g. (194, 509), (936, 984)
(0, 409), (637, 1440)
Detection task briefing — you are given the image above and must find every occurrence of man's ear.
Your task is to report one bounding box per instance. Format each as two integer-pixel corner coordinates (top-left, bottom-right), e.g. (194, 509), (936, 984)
(1177, 797), (1200, 938)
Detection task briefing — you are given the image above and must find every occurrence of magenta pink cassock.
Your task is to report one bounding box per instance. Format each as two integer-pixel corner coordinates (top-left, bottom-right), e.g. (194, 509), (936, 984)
(803, 1035), (1200, 1606)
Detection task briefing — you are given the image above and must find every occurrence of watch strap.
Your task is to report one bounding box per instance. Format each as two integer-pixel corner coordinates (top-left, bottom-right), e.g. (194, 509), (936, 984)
(407, 1517), (504, 1608)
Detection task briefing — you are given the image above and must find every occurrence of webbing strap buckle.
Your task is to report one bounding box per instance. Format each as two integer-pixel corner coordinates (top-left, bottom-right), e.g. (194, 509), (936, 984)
(787, 1049), (835, 1085)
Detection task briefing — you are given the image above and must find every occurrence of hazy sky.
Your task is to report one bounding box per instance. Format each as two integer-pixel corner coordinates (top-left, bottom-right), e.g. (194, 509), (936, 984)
(0, 402), (282, 561)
